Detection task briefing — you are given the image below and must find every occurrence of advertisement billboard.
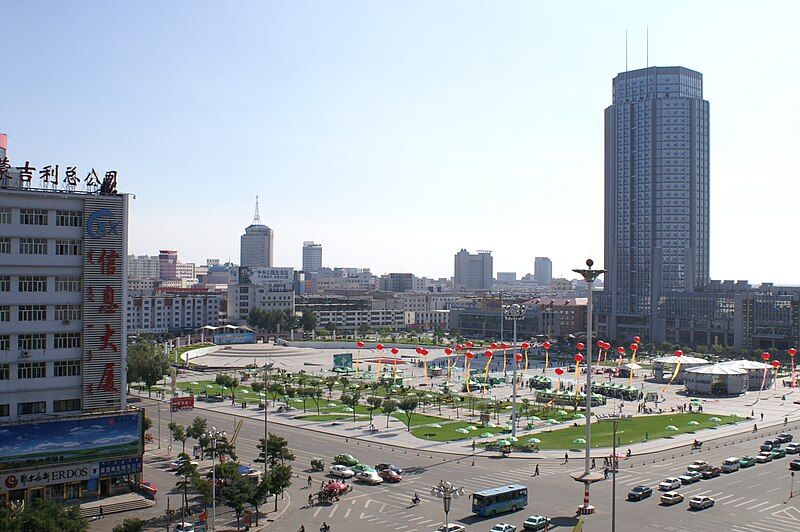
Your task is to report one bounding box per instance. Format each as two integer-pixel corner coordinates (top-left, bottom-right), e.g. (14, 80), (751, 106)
(0, 412), (142, 472)
(213, 332), (255, 345)
(1, 463), (97, 491)
(171, 396), (195, 412)
(239, 267), (293, 287)
(332, 352), (353, 370)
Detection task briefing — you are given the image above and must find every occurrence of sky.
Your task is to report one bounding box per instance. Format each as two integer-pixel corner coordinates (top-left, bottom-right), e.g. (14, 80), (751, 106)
(2, 1), (799, 282)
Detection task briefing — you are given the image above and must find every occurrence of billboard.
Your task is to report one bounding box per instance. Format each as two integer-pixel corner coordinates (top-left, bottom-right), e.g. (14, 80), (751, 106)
(0, 413), (142, 472)
(1, 463), (97, 491)
(333, 352), (353, 370)
(213, 332), (255, 345)
(171, 396), (195, 412)
(239, 267), (293, 287)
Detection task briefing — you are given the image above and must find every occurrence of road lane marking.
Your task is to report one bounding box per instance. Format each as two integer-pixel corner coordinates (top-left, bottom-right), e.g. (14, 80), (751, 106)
(733, 498), (759, 507)
(344, 508), (351, 519)
(759, 503), (783, 512)
(329, 503), (339, 517)
(746, 501), (771, 510)
(721, 496), (745, 505)
(313, 506), (322, 517)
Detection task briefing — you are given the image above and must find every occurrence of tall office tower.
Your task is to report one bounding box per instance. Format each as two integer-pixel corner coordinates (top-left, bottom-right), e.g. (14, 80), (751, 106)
(533, 257), (552, 287)
(302, 241), (322, 274)
(453, 249), (493, 290)
(240, 196), (274, 268)
(603, 66), (710, 341)
(158, 250), (178, 280)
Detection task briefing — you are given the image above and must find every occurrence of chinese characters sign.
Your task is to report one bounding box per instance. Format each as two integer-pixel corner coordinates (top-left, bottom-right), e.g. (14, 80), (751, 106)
(82, 196), (127, 411)
(0, 156), (117, 193)
(239, 266), (294, 288)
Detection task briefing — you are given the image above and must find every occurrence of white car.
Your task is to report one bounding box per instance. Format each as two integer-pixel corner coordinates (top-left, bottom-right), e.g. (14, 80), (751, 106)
(170, 458), (199, 471)
(355, 471), (383, 485)
(436, 526), (466, 532)
(174, 523), (195, 532)
(658, 477), (681, 491)
(687, 460), (709, 472)
(786, 443), (800, 454)
(522, 515), (551, 531)
(756, 452), (773, 463)
(490, 525), (517, 532)
(329, 465), (354, 478)
(689, 495), (715, 509)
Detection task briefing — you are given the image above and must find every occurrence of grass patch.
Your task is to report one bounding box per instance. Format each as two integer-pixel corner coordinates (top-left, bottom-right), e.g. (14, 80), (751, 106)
(392, 412), (449, 427)
(410, 421), (506, 442)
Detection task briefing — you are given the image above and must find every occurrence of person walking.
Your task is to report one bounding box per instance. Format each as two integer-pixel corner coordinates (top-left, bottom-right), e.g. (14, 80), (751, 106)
(761, 412), (764, 421)
(307, 475), (312, 488)
(603, 467), (609, 480)
(563, 452), (569, 464)
(534, 464), (540, 476)
(99, 506), (104, 519)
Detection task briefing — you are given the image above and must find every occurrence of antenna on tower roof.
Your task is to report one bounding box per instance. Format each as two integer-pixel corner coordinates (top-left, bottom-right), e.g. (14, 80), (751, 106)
(646, 26), (649, 68)
(253, 196), (262, 224)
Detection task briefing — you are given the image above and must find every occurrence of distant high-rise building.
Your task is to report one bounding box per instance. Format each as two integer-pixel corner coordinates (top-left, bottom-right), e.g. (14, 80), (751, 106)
(128, 254), (160, 279)
(602, 66), (710, 341)
(533, 257), (552, 287)
(159, 250), (178, 280)
(454, 249), (493, 290)
(302, 241), (322, 274)
(496, 272), (517, 284)
(240, 196), (274, 268)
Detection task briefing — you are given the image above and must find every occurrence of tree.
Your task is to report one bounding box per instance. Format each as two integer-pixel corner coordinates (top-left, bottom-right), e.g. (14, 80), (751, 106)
(266, 382), (284, 406)
(142, 415), (153, 432)
(215, 373), (240, 396)
(248, 476), (271, 526)
(382, 399), (398, 428)
(126, 338), (170, 396)
(221, 473), (256, 531)
(174, 452), (198, 513)
(282, 308), (298, 331)
(203, 435), (238, 463)
(266, 462), (293, 512)
(340, 392), (361, 422)
(366, 396), (383, 425)
(186, 416), (208, 455)
(398, 397), (418, 431)
(309, 386), (323, 415)
(265, 433), (295, 468)
(323, 377), (338, 398)
(298, 308), (317, 331)
(112, 519), (145, 532)
(297, 387), (310, 413)
(251, 381), (265, 395)
(168, 422), (189, 454)
(17, 499), (87, 532)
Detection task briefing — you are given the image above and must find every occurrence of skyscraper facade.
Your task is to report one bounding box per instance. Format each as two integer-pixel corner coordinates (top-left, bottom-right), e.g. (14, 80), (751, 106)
(453, 249), (493, 290)
(602, 66), (710, 341)
(240, 197), (274, 268)
(533, 257), (552, 287)
(302, 241), (322, 274)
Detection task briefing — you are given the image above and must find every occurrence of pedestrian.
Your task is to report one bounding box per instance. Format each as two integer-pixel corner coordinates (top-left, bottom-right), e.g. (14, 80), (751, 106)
(534, 464), (540, 476)
(751, 409), (755, 417)
(472, 440), (476, 451)
(761, 412), (764, 421)
(99, 506), (104, 519)
(785, 416), (789, 426)
(591, 458), (596, 469)
(603, 467), (609, 479)
(299, 525), (305, 532)
(307, 475), (312, 488)
(308, 493), (313, 506)
(564, 452), (569, 464)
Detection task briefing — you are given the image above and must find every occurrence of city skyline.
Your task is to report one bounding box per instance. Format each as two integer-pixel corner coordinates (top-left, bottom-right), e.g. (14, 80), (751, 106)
(2, 2), (799, 282)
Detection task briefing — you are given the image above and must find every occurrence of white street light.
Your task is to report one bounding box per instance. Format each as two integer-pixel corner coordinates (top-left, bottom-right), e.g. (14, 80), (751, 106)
(203, 427), (227, 531)
(431, 480), (466, 531)
(503, 303), (526, 438)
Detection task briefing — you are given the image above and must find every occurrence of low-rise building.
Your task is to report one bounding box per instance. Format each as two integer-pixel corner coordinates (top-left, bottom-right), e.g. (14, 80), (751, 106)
(126, 287), (223, 334)
(227, 266), (295, 323)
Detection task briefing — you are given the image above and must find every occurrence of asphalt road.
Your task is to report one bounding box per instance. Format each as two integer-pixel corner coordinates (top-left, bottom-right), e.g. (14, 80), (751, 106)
(136, 398), (800, 532)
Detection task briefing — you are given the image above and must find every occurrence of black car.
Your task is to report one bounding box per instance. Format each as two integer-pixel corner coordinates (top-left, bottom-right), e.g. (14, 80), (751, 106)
(627, 486), (653, 501)
(790, 459), (800, 471)
(375, 463), (403, 475)
(761, 440), (779, 452)
(701, 466), (721, 479)
(776, 433), (794, 444)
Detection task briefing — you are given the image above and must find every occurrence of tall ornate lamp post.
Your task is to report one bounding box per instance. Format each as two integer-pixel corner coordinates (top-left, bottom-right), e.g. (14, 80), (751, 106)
(203, 427), (227, 531)
(571, 259), (605, 515)
(504, 303), (526, 437)
(431, 480), (466, 531)
(597, 413), (630, 531)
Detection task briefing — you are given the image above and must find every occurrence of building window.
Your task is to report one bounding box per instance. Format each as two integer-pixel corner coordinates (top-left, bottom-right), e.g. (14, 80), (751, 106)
(0, 364), (8, 380)
(19, 238), (48, 254)
(17, 401), (46, 415)
(55, 210), (82, 227)
(0, 238), (9, 254)
(54, 333), (81, 349)
(54, 360), (81, 377)
(55, 304), (81, 322)
(18, 362), (47, 379)
(55, 239), (81, 256)
(0, 335), (8, 350)
(0, 207), (10, 224)
(55, 276), (81, 292)
(0, 404), (8, 417)
(18, 334), (46, 350)
(18, 275), (47, 292)
(19, 305), (47, 321)
(19, 208), (48, 225)
(0, 306), (9, 322)
(53, 398), (81, 412)
(0, 276), (9, 292)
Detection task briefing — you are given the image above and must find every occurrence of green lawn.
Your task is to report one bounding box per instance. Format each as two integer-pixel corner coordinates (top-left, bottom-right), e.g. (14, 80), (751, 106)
(411, 421), (506, 442)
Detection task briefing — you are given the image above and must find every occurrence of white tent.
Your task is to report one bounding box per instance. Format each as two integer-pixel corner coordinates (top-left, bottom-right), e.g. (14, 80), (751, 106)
(653, 355), (708, 365)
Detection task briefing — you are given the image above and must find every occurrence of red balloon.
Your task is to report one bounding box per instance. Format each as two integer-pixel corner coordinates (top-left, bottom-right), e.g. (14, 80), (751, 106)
(466, 352), (475, 360)
(521, 342), (530, 350)
(390, 347), (399, 355)
(674, 350), (683, 357)
(376, 343), (384, 351)
(515, 353), (523, 363)
(761, 352), (771, 361)
(617, 346), (625, 354)
(771, 360), (780, 368)
(455, 344), (463, 351)
(415, 346), (422, 354)
(604, 341), (612, 350)
(789, 348), (797, 357)
(444, 348), (453, 355)
(630, 343), (639, 351)
(356, 341), (365, 348)
(500, 343), (509, 350)
(484, 350), (494, 358)
(633, 336), (641, 343)
(574, 353), (584, 363)
(543, 341), (552, 350)
(490, 342), (498, 349)
(554, 368), (565, 376)
(596, 340), (605, 348)
(421, 349), (429, 356)
(576, 342), (585, 351)
(465, 341), (474, 348)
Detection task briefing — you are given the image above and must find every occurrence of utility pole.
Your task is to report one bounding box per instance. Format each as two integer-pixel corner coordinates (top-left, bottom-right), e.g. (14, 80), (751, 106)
(504, 304), (526, 438)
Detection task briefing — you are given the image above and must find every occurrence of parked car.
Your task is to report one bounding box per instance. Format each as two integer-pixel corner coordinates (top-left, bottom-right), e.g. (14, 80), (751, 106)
(352, 463), (377, 474)
(627, 486), (653, 501)
(679, 471), (702, 484)
(174, 524), (195, 532)
(333, 454), (359, 467)
(170, 458), (199, 471)
(436, 526), (466, 532)
(355, 471), (383, 485)
(489, 525), (516, 532)
(660, 492), (684, 506)
(658, 477), (681, 491)
(375, 463), (403, 475)
(522, 516), (551, 531)
(772, 448), (788, 459)
(721, 457), (740, 473)
(761, 440), (779, 452)
(701, 466), (721, 479)
(756, 452), (773, 463)
(329, 465), (354, 478)
(740, 455), (757, 468)
(776, 433), (794, 443)
(786, 443), (800, 454)
(689, 495), (715, 509)
(687, 460), (709, 472)
(790, 459), (800, 471)
(378, 469), (402, 483)
(137, 481), (158, 497)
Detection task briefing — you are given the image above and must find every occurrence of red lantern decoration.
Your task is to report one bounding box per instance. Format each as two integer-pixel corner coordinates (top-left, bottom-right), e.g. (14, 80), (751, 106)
(490, 342), (498, 349)
(500, 343), (509, 350)
(376, 343), (384, 351)
(484, 350), (494, 358)
(576, 342), (585, 351)
(444, 348), (453, 355)
(617, 346), (625, 354)
(465, 341), (474, 348)
(543, 341), (552, 350)
(515, 353), (523, 363)
(390, 347), (399, 355)
(674, 350), (683, 357)
(554, 368), (564, 376)
(633, 336), (641, 344)
(521, 342), (530, 350)
(788, 348), (797, 357)
(596, 340), (605, 348)
(771, 360), (780, 368)
(630, 343), (639, 351)
(465, 351), (475, 360)
(761, 352), (771, 361)
(604, 341), (612, 350)
(574, 353), (584, 363)
(421, 349), (429, 356)
(455, 344), (463, 351)
(356, 341), (365, 348)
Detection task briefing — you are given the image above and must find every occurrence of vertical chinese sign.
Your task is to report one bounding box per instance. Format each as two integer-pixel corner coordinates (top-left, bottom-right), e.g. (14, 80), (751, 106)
(82, 195), (128, 411)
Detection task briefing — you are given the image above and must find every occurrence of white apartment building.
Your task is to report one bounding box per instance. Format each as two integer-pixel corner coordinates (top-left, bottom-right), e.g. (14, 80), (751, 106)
(315, 309), (404, 331)
(228, 266), (295, 322)
(126, 289), (222, 334)
(127, 254), (159, 279)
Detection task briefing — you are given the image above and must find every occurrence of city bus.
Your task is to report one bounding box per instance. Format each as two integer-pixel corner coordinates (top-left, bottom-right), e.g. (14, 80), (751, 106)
(471, 484), (528, 516)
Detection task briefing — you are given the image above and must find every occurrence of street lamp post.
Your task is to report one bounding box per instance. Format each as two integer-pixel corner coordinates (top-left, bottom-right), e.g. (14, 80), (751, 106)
(504, 303), (526, 438)
(262, 363), (274, 475)
(203, 427), (227, 531)
(431, 480), (465, 531)
(571, 259), (606, 515)
(597, 413), (629, 532)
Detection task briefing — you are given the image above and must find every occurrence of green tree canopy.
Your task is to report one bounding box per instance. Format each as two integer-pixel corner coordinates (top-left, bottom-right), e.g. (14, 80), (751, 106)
(127, 338), (170, 396)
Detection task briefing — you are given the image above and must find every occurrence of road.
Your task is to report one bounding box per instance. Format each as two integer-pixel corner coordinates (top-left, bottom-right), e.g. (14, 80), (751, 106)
(135, 397), (800, 532)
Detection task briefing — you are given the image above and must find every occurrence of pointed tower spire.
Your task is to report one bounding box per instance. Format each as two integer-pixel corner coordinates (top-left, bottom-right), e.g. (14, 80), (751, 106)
(253, 195), (262, 224)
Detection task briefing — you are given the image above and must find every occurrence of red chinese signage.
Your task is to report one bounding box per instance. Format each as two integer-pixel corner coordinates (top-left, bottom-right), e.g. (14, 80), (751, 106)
(171, 397), (195, 412)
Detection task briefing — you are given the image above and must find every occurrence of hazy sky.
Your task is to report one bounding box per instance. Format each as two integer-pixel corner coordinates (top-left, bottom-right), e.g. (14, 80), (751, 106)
(2, 1), (798, 282)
